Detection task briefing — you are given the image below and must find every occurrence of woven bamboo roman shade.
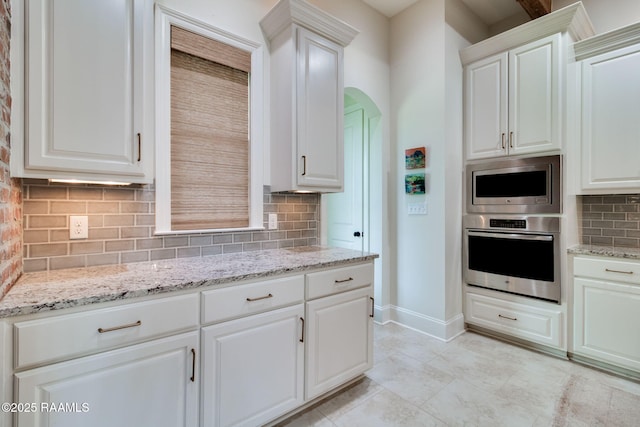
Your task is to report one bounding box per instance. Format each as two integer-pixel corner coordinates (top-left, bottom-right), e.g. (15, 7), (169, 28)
(170, 26), (251, 230)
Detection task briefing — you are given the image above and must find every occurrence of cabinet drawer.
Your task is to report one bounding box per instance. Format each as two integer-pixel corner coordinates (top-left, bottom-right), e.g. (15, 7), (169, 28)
(14, 293), (199, 369)
(202, 275), (304, 324)
(574, 256), (640, 285)
(465, 293), (562, 348)
(306, 263), (374, 300)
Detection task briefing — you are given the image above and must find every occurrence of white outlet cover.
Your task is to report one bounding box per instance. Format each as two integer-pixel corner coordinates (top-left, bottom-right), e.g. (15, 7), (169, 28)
(70, 215), (89, 239)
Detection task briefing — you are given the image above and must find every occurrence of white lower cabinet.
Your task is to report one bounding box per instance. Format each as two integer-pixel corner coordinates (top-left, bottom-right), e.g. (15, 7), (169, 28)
(14, 331), (198, 427)
(201, 304), (304, 427)
(4, 261), (375, 427)
(305, 276), (374, 400)
(465, 292), (563, 349)
(573, 256), (640, 372)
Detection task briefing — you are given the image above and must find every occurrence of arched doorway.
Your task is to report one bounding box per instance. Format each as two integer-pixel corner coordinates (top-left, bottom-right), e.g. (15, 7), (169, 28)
(321, 88), (384, 320)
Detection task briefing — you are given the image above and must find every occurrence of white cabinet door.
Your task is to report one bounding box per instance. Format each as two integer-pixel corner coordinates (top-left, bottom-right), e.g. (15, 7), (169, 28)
(21, 0), (153, 183)
(464, 34), (560, 160)
(201, 304), (304, 427)
(508, 34), (561, 156)
(295, 28), (344, 190)
(464, 52), (508, 159)
(305, 286), (373, 400)
(14, 332), (198, 427)
(580, 43), (640, 192)
(573, 277), (640, 372)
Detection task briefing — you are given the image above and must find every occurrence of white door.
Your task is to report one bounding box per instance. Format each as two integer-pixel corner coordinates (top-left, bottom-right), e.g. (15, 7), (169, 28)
(25, 0), (152, 180)
(305, 286), (374, 400)
(296, 27), (344, 190)
(14, 332), (198, 427)
(201, 304), (304, 427)
(580, 43), (640, 191)
(508, 33), (560, 156)
(325, 107), (366, 250)
(464, 52), (508, 160)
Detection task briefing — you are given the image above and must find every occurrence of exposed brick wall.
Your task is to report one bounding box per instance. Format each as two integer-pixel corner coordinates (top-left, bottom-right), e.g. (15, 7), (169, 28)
(22, 182), (318, 272)
(0, 0), (22, 297)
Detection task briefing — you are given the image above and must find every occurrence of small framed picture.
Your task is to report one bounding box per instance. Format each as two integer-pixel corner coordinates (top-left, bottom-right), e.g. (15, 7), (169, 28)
(405, 147), (426, 169)
(405, 173), (425, 194)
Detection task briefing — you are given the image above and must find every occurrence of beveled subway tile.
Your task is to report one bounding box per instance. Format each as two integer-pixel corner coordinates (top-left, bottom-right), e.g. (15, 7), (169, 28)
(87, 201), (119, 214)
(150, 248), (176, 260)
(88, 228), (119, 240)
(120, 201), (149, 214)
(23, 230), (48, 244)
(50, 201), (87, 214)
(28, 215), (67, 229)
(69, 187), (103, 200)
(49, 255), (85, 270)
(23, 258), (47, 273)
(23, 201), (48, 215)
(87, 253), (119, 267)
(121, 251), (149, 264)
(70, 241), (104, 255)
(104, 214), (135, 227)
(29, 186), (67, 200)
(30, 243), (68, 258)
(105, 240), (135, 252)
(104, 188), (135, 201)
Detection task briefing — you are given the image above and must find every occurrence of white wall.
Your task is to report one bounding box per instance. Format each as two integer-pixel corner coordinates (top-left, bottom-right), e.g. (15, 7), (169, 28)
(554, 0), (640, 34)
(388, 0), (465, 339)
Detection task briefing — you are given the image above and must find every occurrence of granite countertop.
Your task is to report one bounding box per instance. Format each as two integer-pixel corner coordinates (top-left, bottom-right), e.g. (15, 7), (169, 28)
(0, 247), (378, 319)
(568, 244), (640, 260)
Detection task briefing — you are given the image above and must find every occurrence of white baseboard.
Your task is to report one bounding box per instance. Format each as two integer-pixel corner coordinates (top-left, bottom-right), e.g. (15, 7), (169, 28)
(375, 304), (465, 342)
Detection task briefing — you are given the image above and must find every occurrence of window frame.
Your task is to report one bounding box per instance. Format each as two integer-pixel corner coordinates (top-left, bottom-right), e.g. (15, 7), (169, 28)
(154, 5), (264, 234)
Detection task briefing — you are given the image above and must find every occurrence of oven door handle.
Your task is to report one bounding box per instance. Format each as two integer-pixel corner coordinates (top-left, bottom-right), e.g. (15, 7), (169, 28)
(468, 230), (553, 242)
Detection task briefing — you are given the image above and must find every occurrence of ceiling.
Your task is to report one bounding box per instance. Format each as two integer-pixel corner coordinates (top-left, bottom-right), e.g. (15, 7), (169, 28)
(362, 0), (527, 25)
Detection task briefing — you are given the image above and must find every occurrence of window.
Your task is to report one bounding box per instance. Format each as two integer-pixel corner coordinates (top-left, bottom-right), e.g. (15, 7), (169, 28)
(155, 6), (263, 233)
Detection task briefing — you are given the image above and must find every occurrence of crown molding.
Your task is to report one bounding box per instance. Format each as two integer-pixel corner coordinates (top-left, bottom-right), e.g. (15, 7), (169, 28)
(573, 21), (640, 61)
(460, 1), (594, 65)
(260, 0), (359, 47)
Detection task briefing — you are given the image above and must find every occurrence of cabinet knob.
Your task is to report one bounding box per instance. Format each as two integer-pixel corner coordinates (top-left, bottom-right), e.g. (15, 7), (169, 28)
(353, 231), (361, 237)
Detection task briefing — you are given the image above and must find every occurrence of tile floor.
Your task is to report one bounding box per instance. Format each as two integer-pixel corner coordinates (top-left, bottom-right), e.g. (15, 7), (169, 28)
(280, 323), (640, 427)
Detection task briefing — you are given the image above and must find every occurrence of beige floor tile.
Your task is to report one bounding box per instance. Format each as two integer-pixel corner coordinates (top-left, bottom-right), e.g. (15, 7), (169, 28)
(279, 323), (640, 427)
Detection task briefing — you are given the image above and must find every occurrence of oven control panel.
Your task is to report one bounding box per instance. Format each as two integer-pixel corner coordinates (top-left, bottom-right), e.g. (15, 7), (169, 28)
(489, 219), (527, 229)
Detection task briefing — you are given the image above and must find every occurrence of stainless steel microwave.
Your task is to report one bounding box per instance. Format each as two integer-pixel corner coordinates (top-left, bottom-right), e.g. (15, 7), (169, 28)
(466, 155), (562, 214)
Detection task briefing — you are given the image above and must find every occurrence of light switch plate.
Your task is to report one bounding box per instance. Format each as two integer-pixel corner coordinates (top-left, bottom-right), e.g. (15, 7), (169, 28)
(70, 215), (88, 239)
(408, 203), (428, 215)
(268, 213), (278, 230)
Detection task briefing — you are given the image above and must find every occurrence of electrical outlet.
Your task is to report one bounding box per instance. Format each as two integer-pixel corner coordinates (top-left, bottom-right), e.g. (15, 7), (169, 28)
(69, 215), (88, 239)
(268, 213), (278, 230)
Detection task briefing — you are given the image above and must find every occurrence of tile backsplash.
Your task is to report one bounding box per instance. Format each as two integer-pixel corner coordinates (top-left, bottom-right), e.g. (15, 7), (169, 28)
(22, 180), (319, 272)
(580, 194), (640, 248)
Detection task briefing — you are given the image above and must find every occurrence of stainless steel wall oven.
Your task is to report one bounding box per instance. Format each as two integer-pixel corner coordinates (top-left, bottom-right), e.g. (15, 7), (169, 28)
(463, 215), (561, 303)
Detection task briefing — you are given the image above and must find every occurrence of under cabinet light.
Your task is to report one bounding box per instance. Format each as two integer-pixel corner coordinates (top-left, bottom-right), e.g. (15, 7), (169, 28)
(48, 179), (132, 186)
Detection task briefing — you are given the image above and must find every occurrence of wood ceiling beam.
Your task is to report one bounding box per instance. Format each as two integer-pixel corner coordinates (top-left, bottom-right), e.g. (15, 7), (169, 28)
(516, 0), (552, 19)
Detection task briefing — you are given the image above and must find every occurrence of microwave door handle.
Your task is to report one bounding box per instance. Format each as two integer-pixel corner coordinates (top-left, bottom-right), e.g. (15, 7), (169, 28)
(468, 231), (553, 242)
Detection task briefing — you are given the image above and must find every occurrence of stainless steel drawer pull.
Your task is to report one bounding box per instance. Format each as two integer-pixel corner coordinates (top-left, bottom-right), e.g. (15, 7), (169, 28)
(605, 268), (634, 275)
(97, 320), (142, 334)
(370, 297), (375, 318)
(498, 314), (517, 321)
(246, 293), (273, 302)
(335, 277), (354, 284)
(190, 348), (196, 382)
(299, 317), (305, 343)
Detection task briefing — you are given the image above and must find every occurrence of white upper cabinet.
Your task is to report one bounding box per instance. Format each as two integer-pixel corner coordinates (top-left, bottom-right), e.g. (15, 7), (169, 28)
(574, 23), (640, 193)
(460, 3), (594, 161)
(465, 35), (560, 159)
(260, 0), (358, 192)
(11, 0), (154, 183)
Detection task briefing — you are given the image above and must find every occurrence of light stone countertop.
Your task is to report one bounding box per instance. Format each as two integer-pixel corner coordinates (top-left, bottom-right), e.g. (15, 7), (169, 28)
(0, 247), (378, 319)
(568, 245), (640, 260)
